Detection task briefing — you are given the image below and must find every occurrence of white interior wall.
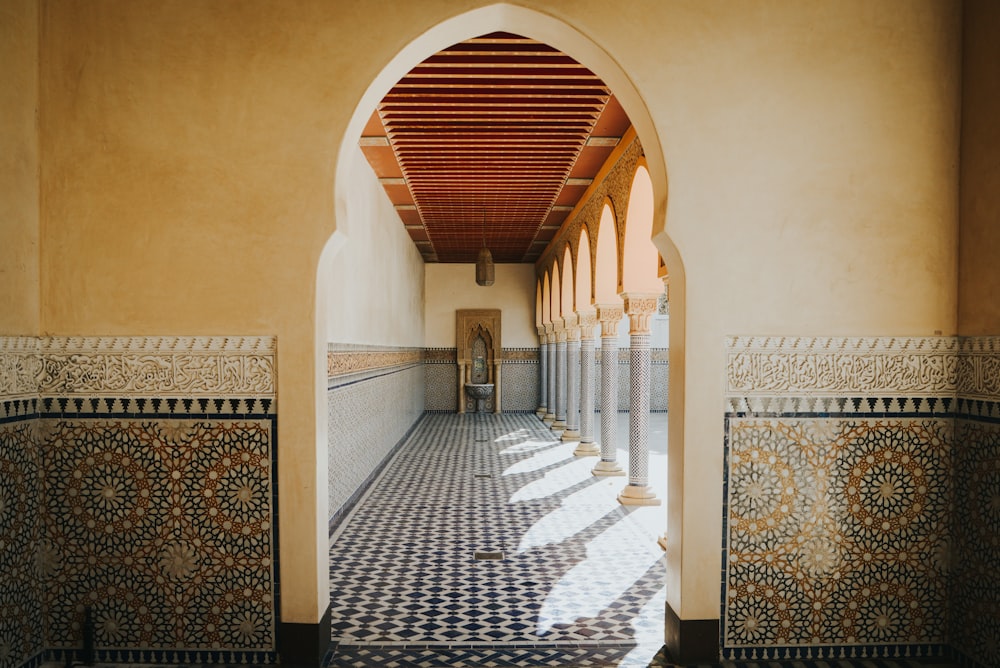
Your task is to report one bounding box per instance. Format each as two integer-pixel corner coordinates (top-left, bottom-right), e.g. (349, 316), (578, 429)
(323, 145), (425, 347)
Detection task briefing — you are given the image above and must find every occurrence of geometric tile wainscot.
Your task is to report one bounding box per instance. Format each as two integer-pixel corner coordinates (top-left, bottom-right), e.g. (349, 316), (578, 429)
(724, 336), (999, 665)
(327, 344), (424, 527)
(0, 336), (277, 668)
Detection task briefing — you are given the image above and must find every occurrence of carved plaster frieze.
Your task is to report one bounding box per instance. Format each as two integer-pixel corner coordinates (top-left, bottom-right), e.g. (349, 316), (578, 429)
(957, 336), (1000, 399)
(328, 349), (423, 378)
(423, 348), (458, 364)
(726, 336), (958, 398)
(39, 336), (276, 354)
(0, 337), (42, 399)
(502, 349), (540, 362)
(2, 336), (276, 398)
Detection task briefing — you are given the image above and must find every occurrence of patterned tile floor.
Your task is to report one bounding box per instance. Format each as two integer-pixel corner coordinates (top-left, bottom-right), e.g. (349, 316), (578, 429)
(326, 412), (959, 668)
(328, 412), (669, 667)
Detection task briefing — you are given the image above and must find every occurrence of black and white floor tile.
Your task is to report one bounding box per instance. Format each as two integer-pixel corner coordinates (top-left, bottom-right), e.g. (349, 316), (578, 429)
(326, 412), (959, 668)
(328, 412), (669, 667)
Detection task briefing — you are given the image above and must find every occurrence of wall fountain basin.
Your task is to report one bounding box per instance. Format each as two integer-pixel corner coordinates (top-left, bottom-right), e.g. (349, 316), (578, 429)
(464, 383), (494, 413)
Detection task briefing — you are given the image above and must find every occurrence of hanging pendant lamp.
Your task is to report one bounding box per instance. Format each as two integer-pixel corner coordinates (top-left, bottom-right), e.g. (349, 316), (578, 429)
(475, 211), (495, 286)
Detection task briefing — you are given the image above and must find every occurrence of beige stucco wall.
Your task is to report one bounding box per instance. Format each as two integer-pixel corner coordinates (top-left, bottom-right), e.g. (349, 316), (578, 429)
(0, 0), (39, 334)
(644, 0), (962, 620)
(425, 263), (537, 348)
(321, 145), (424, 347)
(29, 0), (963, 630)
(959, 0), (1000, 335)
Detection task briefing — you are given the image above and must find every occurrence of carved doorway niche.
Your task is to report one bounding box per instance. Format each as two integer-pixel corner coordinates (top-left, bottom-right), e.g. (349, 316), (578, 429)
(456, 309), (502, 413)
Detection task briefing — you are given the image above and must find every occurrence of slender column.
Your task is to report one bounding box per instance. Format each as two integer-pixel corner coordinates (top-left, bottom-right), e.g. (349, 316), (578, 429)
(553, 319), (567, 431)
(543, 325), (556, 426)
(658, 277), (669, 549)
(593, 304), (624, 476)
(574, 311), (599, 456)
(493, 361), (502, 414)
(562, 315), (581, 441)
(618, 293), (661, 506)
(457, 361), (466, 414)
(536, 327), (548, 419)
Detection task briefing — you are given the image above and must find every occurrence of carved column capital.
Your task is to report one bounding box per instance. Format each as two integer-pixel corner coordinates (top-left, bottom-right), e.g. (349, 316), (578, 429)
(577, 310), (598, 340)
(552, 318), (567, 343)
(537, 325), (547, 338)
(595, 303), (624, 338)
(622, 292), (660, 335)
(563, 314), (580, 341)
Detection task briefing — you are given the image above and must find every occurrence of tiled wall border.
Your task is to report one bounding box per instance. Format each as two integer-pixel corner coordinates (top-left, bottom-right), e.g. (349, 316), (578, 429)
(722, 334), (1000, 662)
(326, 347), (424, 526)
(0, 336), (279, 668)
(422, 347), (541, 363)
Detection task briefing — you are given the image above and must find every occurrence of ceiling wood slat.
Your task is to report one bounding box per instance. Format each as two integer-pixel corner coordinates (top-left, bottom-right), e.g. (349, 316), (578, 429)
(358, 33), (630, 263)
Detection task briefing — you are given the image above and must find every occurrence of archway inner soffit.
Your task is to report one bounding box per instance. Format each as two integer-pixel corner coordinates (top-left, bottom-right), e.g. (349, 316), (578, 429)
(359, 31), (632, 264)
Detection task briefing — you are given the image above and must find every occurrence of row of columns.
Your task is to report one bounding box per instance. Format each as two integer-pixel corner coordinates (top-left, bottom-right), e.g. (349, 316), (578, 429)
(536, 293), (663, 506)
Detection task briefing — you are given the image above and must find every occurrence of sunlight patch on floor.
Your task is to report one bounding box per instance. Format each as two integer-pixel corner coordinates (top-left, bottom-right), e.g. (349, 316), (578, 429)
(536, 507), (666, 635)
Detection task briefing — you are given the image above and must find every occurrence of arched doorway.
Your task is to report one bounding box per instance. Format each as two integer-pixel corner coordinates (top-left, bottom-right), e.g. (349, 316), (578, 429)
(319, 4), (688, 664)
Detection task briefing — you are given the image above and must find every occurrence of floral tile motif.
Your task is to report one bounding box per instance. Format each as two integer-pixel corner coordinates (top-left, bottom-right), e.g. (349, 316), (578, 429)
(950, 418), (1000, 668)
(0, 420), (43, 668)
(38, 418), (275, 653)
(723, 417), (951, 657)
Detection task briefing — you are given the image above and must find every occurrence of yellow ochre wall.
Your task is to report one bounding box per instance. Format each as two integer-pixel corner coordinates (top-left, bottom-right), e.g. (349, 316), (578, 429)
(959, 0), (1000, 335)
(0, 0), (39, 335)
(14, 0), (963, 631)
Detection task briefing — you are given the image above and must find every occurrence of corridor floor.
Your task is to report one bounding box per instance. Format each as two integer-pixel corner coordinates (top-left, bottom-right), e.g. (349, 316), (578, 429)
(327, 412), (670, 667)
(324, 413), (956, 668)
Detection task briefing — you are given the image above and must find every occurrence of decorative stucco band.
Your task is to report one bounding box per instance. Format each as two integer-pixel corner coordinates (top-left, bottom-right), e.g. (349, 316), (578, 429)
(327, 344), (423, 380)
(1, 336), (276, 398)
(726, 336), (958, 399)
(722, 335), (961, 661)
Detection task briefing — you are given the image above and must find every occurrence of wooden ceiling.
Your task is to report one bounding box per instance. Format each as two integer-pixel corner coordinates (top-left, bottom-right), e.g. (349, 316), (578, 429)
(359, 32), (631, 263)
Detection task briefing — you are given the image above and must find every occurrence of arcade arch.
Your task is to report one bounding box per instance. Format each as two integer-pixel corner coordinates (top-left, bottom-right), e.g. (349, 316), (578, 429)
(324, 2), (690, 661)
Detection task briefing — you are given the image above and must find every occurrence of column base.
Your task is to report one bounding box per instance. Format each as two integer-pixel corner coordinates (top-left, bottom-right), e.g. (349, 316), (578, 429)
(657, 533), (668, 551)
(552, 420), (567, 430)
(573, 441), (600, 457)
(665, 603), (719, 664)
(561, 429), (580, 441)
(536, 407), (547, 418)
(592, 460), (625, 476)
(277, 605), (331, 668)
(618, 484), (661, 506)
(543, 413), (556, 426)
